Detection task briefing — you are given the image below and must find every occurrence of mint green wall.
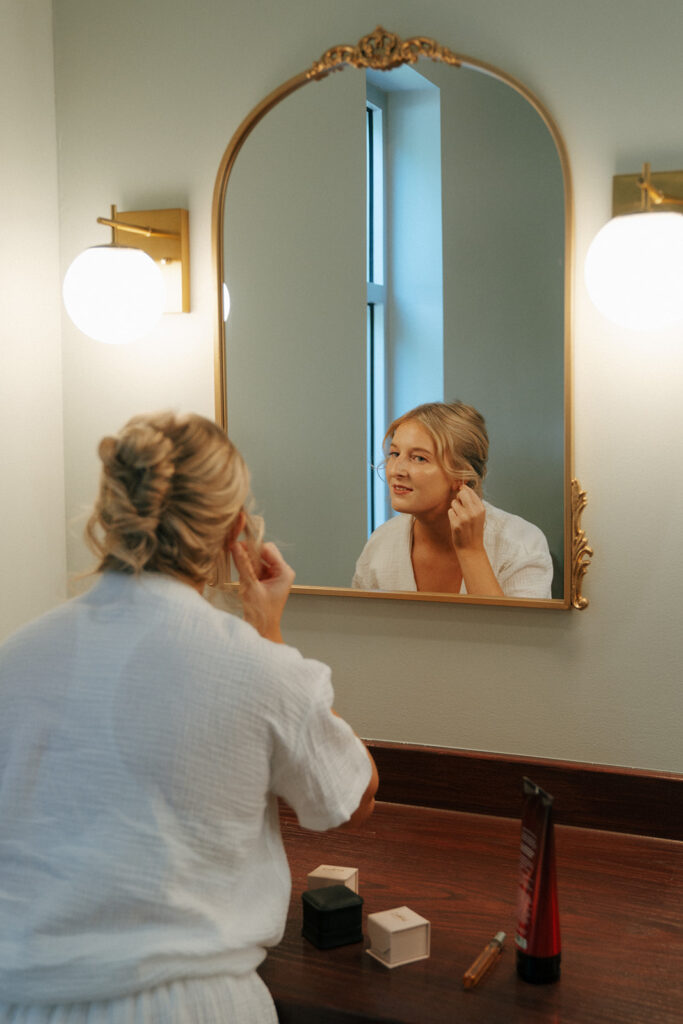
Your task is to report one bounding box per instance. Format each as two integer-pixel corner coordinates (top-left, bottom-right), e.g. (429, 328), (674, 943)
(223, 71), (367, 587)
(435, 63), (565, 591)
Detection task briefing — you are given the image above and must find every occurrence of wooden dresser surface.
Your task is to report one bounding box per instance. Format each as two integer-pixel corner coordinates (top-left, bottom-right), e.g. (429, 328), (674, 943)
(259, 801), (683, 1024)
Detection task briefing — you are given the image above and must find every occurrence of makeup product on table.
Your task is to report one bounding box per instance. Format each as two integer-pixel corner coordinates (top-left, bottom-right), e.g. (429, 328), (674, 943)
(366, 906), (430, 968)
(463, 931), (505, 989)
(301, 884), (364, 949)
(307, 864), (359, 893)
(515, 777), (561, 983)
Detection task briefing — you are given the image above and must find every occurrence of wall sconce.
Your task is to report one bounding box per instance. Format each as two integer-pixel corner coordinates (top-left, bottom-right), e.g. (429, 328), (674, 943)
(585, 163), (683, 330)
(63, 206), (190, 344)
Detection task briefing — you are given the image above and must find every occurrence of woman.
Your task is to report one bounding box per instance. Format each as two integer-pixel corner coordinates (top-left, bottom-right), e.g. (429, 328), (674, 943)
(0, 411), (378, 1023)
(353, 401), (552, 599)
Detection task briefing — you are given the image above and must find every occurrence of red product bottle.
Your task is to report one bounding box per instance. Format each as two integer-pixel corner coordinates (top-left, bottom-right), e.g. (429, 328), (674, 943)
(515, 777), (561, 983)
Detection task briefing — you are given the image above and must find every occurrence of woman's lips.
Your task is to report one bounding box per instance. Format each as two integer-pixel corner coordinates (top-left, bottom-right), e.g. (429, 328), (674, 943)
(391, 485), (413, 494)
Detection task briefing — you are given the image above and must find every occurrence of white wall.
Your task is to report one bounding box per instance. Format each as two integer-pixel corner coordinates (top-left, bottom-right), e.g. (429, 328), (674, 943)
(46, 0), (683, 771)
(0, 0), (66, 640)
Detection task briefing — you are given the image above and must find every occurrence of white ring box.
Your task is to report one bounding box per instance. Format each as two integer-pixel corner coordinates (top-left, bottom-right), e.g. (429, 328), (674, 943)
(366, 906), (431, 968)
(307, 864), (359, 894)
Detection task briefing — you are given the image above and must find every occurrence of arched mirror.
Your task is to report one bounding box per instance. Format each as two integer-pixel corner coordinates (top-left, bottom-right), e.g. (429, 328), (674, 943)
(212, 27), (591, 609)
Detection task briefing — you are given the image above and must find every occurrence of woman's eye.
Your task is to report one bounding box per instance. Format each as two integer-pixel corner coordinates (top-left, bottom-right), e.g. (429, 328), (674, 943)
(388, 451), (399, 459)
(413, 455), (427, 463)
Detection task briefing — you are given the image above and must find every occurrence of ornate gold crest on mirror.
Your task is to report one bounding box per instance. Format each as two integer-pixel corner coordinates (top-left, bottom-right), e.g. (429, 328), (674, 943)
(212, 26), (592, 610)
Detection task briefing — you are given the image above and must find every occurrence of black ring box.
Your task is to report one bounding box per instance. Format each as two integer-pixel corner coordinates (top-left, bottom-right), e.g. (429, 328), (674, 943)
(301, 883), (364, 949)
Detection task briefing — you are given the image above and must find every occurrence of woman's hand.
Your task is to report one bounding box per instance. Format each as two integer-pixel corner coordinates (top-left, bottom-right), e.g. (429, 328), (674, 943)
(448, 488), (504, 598)
(230, 540), (295, 643)
(448, 485), (487, 552)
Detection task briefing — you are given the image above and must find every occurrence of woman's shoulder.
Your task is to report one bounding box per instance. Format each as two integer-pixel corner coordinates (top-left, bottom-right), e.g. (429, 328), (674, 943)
(0, 600), (74, 664)
(202, 596), (330, 692)
(482, 502), (553, 598)
(483, 501), (550, 553)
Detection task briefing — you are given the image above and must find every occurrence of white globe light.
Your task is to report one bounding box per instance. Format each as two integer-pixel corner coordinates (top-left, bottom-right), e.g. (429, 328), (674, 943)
(585, 212), (683, 331)
(63, 245), (165, 344)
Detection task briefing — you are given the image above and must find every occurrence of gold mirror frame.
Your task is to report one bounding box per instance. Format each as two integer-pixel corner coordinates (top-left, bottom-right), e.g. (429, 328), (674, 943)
(211, 26), (592, 610)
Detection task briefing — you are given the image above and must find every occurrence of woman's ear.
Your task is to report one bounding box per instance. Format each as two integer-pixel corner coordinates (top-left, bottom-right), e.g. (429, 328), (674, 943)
(224, 509), (246, 551)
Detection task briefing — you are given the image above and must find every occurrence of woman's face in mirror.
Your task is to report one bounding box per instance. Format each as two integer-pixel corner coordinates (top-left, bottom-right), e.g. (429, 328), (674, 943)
(386, 420), (456, 520)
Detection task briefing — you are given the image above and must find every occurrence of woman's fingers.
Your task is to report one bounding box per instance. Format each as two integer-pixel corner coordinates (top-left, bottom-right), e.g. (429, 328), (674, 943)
(259, 542), (290, 577)
(231, 540), (257, 584)
(449, 487), (486, 550)
(232, 539), (294, 589)
(230, 540), (295, 643)
(257, 543), (296, 588)
(452, 484), (481, 510)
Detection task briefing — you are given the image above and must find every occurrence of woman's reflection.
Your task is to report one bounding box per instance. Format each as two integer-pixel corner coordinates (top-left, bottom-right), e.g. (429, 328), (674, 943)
(352, 402), (552, 598)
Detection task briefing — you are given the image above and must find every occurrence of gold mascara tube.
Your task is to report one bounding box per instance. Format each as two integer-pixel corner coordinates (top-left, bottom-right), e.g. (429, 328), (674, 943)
(463, 931), (505, 990)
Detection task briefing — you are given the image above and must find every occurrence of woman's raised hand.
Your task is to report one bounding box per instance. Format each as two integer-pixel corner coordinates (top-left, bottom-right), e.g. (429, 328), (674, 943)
(448, 485), (487, 552)
(448, 487), (504, 597)
(231, 540), (295, 643)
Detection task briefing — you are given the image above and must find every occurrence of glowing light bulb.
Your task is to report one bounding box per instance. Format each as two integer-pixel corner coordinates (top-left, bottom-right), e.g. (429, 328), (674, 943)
(63, 245), (165, 344)
(585, 212), (683, 331)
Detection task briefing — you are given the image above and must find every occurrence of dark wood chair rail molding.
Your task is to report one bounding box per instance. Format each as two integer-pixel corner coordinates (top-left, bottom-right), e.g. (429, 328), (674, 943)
(366, 741), (683, 841)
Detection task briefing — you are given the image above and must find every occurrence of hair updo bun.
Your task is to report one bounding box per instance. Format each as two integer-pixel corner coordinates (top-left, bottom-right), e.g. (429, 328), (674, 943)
(86, 411), (258, 588)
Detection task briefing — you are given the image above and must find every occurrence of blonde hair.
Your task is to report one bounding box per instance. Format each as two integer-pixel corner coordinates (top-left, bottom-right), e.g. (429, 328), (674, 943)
(86, 411), (262, 589)
(383, 401), (489, 497)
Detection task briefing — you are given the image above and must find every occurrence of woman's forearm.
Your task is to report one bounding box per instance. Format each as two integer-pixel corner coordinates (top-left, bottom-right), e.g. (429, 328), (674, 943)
(456, 548), (504, 597)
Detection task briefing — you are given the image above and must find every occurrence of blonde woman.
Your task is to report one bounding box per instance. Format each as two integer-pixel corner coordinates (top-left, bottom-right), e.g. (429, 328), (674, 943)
(353, 401), (552, 598)
(0, 411), (377, 1024)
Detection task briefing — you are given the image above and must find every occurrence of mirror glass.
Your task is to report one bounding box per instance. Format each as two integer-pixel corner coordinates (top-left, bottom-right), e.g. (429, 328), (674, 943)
(217, 36), (570, 605)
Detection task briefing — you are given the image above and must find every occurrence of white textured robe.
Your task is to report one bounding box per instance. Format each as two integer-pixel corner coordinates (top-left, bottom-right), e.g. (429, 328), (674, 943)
(0, 572), (371, 1021)
(352, 503), (553, 598)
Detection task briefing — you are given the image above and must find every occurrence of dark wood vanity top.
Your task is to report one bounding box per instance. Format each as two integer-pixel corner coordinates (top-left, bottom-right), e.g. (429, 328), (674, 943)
(260, 800), (683, 1023)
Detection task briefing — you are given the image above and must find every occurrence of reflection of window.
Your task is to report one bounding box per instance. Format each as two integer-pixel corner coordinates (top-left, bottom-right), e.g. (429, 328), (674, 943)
(366, 68), (444, 535)
(366, 99), (386, 532)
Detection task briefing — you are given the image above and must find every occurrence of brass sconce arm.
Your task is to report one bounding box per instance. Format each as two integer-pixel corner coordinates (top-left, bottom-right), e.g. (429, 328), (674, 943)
(613, 162), (683, 215)
(638, 162), (683, 210)
(96, 216), (181, 240)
